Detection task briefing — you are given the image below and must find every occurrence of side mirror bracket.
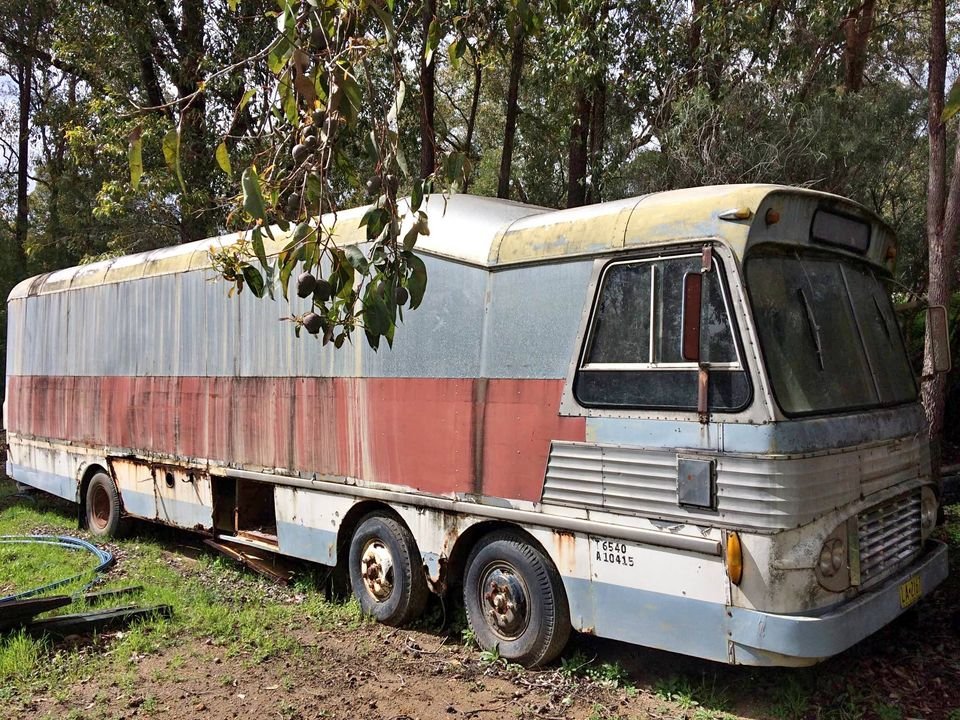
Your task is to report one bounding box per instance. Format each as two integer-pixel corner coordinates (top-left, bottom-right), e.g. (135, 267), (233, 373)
(682, 245), (713, 424)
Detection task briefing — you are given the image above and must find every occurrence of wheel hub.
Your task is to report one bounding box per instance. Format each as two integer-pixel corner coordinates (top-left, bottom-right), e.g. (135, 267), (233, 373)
(90, 485), (110, 530)
(481, 565), (528, 639)
(360, 540), (394, 601)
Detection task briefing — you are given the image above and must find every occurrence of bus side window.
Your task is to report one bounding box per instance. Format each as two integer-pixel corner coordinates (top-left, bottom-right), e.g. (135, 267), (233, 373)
(574, 253), (751, 412)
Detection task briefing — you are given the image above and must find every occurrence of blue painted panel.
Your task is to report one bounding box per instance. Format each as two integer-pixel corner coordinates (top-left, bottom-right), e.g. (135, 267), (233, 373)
(483, 261), (594, 379)
(7, 462), (76, 501)
(722, 403), (927, 454)
(562, 576), (730, 663)
(276, 520), (337, 565)
(155, 493), (212, 529)
(121, 489), (157, 519)
(587, 417), (722, 451)
(588, 402), (926, 457)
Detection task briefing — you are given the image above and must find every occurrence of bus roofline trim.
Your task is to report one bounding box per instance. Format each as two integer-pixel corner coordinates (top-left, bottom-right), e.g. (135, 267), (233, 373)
(223, 467), (722, 557)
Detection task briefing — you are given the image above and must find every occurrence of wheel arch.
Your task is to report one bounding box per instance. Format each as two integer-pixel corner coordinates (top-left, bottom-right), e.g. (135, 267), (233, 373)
(445, 521), (551, 594)
(335, 500), (407, 568)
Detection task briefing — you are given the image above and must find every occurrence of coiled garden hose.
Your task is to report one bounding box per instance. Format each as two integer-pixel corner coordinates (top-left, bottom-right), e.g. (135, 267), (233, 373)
(0, 535), (114, 603)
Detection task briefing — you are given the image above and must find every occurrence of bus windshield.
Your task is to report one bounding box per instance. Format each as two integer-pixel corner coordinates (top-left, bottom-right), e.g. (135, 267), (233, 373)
(746, 249), (917, 416)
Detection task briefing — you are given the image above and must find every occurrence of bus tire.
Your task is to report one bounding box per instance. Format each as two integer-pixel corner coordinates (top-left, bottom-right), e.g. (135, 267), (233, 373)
(463, 530), (571, 667)
(348, 513), (428, 626)
(85, 472), (129, 538)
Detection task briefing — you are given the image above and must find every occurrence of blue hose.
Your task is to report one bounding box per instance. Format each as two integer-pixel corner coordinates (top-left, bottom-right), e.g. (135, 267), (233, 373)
(0, 535), (114, 603)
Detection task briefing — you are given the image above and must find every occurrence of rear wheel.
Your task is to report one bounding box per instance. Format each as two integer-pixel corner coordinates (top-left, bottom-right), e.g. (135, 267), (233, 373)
(463, 530), (571, 667)
(348, 513), (428, 626)
(85, 472), (129, 538)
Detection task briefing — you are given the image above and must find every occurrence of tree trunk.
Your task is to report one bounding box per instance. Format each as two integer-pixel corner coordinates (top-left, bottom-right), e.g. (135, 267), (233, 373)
(923, 0), (960, 473)
(462, 56), (482, 192)
(419, 0), (437, 178)
(497, 29), (524, 199)
(14, 54), (32, 274)
(841, 0), (876, 93)
(685, 0), (702, 90)
(586, 75), (606, 205)
(177, 0), (207, 243)
(566, 88), (591, 208)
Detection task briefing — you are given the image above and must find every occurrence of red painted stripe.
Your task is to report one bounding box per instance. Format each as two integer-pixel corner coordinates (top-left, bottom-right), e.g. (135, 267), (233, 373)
(6, 375), (585, 502)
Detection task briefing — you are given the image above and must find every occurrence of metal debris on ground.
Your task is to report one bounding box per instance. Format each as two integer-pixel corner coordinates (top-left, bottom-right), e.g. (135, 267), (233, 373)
(203, 537), (296, 584)
(0, 535), (172, 634)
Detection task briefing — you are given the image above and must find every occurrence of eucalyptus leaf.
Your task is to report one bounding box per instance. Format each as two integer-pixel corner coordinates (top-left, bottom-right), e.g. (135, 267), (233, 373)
(241, 166), (268, 221)
(425, 18), (441, 66)
(127, 127), (143, 190)
(405, 252), (428, 309)
(241, 264), (266, 298)
(411, 179), (423, 212)
(944, 77), (960, 122)
(251, 226), (267, 267)
(387, 80), (405, 126)
(215, 141), (232, 178)
(162, 128), (186, 193)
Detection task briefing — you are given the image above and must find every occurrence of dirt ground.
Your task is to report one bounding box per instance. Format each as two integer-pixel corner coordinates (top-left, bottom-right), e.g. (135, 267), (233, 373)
(22, 626), (653, 720)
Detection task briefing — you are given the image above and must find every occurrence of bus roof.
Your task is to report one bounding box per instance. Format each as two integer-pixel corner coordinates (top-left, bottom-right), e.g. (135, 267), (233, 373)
(9, 184), (889, 300)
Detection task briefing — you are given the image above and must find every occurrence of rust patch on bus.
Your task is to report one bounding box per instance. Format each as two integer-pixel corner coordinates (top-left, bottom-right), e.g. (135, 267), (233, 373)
(471, 378), (489, 497)
(553, 529), (577, 575)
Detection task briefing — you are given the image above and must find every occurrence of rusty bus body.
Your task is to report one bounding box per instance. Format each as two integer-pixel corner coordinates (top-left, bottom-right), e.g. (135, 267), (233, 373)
(5, 184), (947, 666)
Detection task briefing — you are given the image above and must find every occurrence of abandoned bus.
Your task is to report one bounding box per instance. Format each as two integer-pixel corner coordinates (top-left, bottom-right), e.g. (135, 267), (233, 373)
(4, 184), (949, 667)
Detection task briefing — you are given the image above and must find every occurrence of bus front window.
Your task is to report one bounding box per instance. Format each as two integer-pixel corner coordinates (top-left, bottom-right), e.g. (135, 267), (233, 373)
(746, 250), (917, 416)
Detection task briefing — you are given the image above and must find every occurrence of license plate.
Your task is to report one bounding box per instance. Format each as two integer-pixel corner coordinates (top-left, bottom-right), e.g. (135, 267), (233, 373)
(899, 575), (921, 608)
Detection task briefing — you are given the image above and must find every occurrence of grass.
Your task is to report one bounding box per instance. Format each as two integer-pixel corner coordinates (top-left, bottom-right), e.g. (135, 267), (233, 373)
(0, 479), (365, 718)
(561, 650), (633, 690)
(653, 673), (731, 715)
(0, 632), (43, 684)
(0, 539), (100, 600)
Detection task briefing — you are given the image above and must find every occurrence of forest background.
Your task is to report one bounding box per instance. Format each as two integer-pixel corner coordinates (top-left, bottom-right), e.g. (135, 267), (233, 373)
(1, 0), (959, 458)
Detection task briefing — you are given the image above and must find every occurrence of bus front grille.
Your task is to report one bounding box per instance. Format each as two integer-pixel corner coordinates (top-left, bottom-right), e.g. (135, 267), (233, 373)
(857, 491), (922, 587)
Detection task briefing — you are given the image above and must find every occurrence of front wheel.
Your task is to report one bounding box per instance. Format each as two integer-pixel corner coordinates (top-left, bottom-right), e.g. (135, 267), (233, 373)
(463, 531), (571, 667)
(85, 471), (129, 538)
(348, 513), (428, 626)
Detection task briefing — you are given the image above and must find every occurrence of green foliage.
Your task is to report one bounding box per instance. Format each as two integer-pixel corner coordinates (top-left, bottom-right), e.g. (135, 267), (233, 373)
(560, 650), (633, 690)
(770, 675), (812, 720)
(0, 0), (953, 366)
(0, 632), (44, 684)
(0, 539), (101, 600)
(653, 674), (730, 714)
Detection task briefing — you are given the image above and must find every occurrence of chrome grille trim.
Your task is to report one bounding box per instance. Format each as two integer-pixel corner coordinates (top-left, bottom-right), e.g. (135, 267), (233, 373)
(857, 491), (921, 587)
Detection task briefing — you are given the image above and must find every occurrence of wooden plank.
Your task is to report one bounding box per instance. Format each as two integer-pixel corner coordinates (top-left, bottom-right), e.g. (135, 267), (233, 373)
(27, 605), (173, 636)
(0, 595), (72, 629)
(82, 586), (144, 604)
(203, 538), (294, 584)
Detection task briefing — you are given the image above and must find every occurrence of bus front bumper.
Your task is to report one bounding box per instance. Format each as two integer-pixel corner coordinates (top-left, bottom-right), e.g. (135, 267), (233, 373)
(726, 540), (949, 666)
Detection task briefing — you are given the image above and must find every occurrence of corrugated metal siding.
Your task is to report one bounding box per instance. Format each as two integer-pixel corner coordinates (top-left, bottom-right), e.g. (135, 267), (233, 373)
(481, 261), (593, 379)
(7, 375), (586, 502)
(12, 255), (589, 381)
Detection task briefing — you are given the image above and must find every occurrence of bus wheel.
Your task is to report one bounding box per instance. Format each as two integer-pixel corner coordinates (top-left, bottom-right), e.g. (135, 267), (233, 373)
(85, 472), (129, 538)
(348, 513), (428, 626)
(464, 531), (571, 667)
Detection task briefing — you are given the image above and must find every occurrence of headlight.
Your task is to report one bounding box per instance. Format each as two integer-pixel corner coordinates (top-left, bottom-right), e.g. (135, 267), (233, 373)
(815, 524), (851, 592)
(818, 537), (845, 577)
(921, 486), (938, 536)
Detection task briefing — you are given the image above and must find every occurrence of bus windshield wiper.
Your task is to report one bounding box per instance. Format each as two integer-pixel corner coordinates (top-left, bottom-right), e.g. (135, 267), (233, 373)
(797, 287), (825, 370)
